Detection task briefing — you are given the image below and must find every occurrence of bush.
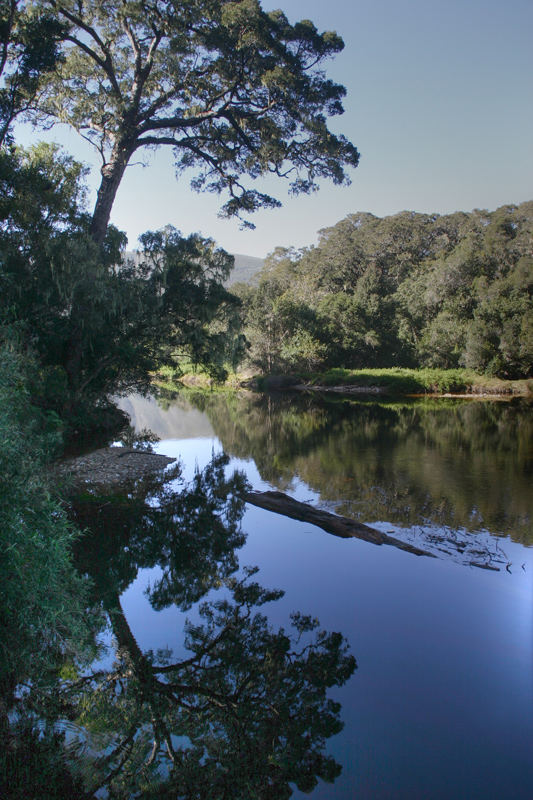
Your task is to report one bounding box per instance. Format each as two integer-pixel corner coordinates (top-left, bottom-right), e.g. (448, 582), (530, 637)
(0, 346), (92, 694)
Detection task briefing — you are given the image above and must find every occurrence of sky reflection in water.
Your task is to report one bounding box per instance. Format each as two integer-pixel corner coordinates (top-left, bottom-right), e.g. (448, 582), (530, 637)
(116, 394), (533, 799)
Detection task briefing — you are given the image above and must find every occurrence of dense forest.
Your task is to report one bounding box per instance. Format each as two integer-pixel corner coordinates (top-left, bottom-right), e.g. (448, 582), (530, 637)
(236, 203), (533, 379)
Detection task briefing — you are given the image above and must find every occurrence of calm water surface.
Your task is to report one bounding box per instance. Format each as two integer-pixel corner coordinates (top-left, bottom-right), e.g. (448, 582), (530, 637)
(80, 392), (533, 798)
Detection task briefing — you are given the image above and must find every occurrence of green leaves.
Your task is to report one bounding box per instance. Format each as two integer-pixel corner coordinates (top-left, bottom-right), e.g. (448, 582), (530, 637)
(0, 0), (66, 145)
(0, 347), (95, 696)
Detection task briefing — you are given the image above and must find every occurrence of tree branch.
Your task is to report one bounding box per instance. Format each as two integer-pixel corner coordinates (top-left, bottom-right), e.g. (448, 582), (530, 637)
(220, 110), (255, 149)
(53, 3), (107, 54)
(133, 135), (226, 179)
(87, 723), (139, 795)
(62, 33), (106, 72)
(157, 678), (237, 710)
(137, 108), (224, 134)
(53, 4), (122, 97)
(121, 16), (141, 64)
(246, 491), (435, 556)
(153, 623), (234, 674)
(121, 12), (163, 110)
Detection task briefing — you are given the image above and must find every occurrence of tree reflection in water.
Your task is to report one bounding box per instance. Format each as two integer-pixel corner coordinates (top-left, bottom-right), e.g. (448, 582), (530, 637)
(176, 391), (532, 546)
(63, 454), (356, 798)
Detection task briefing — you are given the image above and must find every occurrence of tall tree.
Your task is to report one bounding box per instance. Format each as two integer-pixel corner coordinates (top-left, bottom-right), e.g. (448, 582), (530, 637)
(27, 0), (359, 243)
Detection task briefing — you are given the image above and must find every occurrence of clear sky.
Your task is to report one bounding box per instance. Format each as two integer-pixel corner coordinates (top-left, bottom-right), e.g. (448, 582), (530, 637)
(17, 0), (533, 257)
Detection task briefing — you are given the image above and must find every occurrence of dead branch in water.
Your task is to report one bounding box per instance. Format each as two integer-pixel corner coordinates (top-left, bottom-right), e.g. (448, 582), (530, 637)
(246, 491), (435, 558)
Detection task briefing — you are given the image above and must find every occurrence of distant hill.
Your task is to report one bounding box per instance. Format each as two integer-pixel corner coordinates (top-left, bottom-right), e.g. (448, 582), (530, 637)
(228, 254), (264, 286)
(124, 251), (263, 286)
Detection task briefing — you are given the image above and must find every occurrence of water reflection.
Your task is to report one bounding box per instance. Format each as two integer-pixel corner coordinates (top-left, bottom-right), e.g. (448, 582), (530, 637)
(62, 456), (356, 797)
(177, 392), (532, 546)
(72, 455), (247, 610)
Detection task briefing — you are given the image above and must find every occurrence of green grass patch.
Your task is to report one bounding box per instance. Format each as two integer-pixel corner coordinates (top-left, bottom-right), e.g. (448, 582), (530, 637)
(153, 365), (247, 393)
(152, 365), (532, 397)
(295, 367), (533, 396)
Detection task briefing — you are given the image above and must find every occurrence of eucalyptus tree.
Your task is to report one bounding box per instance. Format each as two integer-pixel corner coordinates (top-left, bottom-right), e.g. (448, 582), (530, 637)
(27, 0), (359, 243)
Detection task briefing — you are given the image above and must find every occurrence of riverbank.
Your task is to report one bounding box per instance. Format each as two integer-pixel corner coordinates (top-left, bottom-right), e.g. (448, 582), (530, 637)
(155, 366), (533, 398)
(54, 446), (177, 491)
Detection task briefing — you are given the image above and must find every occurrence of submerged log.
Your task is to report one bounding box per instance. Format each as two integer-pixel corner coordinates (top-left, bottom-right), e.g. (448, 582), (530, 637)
(246, 490), (435, 558)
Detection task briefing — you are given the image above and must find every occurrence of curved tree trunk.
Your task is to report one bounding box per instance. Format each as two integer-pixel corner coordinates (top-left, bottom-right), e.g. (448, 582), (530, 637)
(90, 146), (131, 245)
(104, 592), (148, 671)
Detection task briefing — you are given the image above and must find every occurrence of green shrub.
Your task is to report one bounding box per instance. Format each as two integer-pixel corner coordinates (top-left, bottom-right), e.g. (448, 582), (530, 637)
(0, 346), (92, 694)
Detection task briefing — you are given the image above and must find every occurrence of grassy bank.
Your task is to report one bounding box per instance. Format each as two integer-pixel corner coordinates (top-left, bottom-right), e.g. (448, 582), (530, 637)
(155, 366), (533, 397)
(294, 367), (533, 396)
(155, 365), (248, 393)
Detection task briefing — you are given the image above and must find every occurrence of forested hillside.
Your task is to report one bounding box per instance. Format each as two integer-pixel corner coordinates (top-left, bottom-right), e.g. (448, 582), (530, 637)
(229, 254), (265, 286)
(236, 202), (533, 378)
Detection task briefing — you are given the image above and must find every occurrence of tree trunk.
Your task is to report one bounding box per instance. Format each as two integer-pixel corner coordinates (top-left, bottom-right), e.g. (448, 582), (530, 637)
(90, 146), (130, 245)
(246, 490), (435, 557)
(63, 326), (84, 414)
(104, 592), (147, 670)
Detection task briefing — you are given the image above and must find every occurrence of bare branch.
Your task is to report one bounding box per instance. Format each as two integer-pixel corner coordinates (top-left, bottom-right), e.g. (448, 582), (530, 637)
(63, 33), (107, 72)
(137, 108), (223, 134)
(131, 31), (162, 108)
(78, 128), (107, 164)
(52, 2), (107, 55)
(133, 134), (229, 182)
(121, 16), (140, 64)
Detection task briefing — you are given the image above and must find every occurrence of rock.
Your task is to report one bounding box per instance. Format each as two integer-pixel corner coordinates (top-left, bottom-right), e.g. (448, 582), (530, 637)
(54, 447), (176, 491)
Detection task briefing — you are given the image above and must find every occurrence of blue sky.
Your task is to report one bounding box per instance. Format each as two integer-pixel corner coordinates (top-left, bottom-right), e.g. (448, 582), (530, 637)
(17, 0), (533, 256)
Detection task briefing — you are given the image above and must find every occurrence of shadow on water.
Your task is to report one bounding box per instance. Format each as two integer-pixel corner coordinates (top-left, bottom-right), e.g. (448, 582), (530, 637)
(20, 455), (354, 798)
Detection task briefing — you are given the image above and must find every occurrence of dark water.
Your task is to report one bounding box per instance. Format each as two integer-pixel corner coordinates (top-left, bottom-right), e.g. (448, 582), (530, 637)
(73, 393), (532, 798)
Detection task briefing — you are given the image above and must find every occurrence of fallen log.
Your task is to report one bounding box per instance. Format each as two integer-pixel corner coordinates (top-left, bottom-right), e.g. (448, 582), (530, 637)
(246, 490), (435, 558)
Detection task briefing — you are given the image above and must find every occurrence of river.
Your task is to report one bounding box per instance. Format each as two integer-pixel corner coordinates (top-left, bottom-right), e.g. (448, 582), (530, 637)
(72, 391), (532, 799)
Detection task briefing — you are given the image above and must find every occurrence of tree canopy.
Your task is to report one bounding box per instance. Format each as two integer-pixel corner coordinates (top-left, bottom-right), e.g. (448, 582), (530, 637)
(20, 0), (359, 242)
(0, 0), (65, 145)
(236, 202), (533, 378)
